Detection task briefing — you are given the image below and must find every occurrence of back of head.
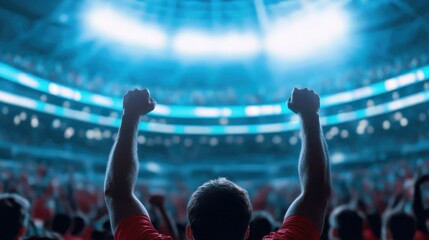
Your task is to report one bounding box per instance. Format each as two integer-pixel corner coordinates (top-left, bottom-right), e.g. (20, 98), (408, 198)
(187, 178), (252, 240)
(386, 212), (416, 240)
(71, 214), (87, 235)
(0, 193), (30, 240)
(249, 211), (274, 240)
(52, 213), (71, 235)
(330, 205), (364, 240)
(102, 220), (112, 233)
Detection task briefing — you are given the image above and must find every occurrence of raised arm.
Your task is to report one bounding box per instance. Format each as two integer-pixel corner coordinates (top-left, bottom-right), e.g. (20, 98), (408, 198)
(285, 88), (331, 231)
(413, 174), (429, 235)
(149, 194), (179, 239)
(104, 89), (156, 232)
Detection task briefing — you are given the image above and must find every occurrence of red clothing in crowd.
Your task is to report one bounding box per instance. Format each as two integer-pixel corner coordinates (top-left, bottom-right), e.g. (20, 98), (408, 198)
(114, 214), (319, 240)
(363, 227), (378, 240)
(415, 231), (429, 240)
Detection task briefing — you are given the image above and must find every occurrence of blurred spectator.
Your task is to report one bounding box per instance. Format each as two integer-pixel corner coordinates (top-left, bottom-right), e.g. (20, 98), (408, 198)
(383, 212), (416, 240)
(249, 211), (275, 240)
(0, 193), (30, 240)
(65, 214), (86, 240)
(329, 205), (365, 240)
(52, 214), (71, 236)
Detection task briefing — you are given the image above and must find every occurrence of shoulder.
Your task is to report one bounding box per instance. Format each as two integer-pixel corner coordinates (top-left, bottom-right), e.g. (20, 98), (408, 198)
(262, 215), (320, 240)
(114, 214), (174, 240)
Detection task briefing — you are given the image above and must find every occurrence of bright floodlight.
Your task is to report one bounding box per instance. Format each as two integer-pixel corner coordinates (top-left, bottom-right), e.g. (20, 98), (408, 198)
(265, 8), (348, 59)
(84, 6), (167, 49)
(173, 30), (261, 57)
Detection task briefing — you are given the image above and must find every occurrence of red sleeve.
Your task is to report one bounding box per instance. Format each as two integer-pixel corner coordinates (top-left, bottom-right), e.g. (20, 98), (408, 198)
(263, 216), (320, 240)
(114, 214), (174, 240)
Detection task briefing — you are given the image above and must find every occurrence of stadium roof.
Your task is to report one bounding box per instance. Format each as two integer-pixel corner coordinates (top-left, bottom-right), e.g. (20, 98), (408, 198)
(0, 0), (429, 85)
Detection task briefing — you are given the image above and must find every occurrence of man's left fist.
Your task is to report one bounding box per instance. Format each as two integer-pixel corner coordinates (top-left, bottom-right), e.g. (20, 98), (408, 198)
(123, 89), (156, 117)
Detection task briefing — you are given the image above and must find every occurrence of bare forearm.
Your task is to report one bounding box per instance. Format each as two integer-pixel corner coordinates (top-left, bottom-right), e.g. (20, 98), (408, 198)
(105, 114), (140, 196)
(299, 114), (330, 197)
(157, 206), (179, 239)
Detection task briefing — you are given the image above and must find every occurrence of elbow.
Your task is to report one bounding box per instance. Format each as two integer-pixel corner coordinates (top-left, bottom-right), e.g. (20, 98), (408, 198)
(104, 187), (114, 199)
(104, 185), (117, 203)
(104, 181), (133, 201)
(104, 180), (120, 200)
(302, 182), (331, 204)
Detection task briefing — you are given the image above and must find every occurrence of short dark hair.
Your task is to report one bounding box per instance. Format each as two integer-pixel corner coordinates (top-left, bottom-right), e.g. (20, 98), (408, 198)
(249, 211), (274, 240)
(71, 214), (87, 235)
(52, 213), (71, 235)
(0, 193), (30, 240)
(187, 178), (252, 240)
(386, 212), (416, 240)
(330, 205), (364, 240)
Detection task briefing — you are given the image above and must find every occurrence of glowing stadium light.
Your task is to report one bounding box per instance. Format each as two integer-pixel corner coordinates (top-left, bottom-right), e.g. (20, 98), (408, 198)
(1, 62), (429, 119)
(194, 107), (232, 117)
(13, 115), (20, 126)
(219, 118), (229, 125)
(31, 116), (39, 128)
(209, 137), (218, 146)
(331, 152), (345, 164)
(64, 127), (75, 139)
(382, 120), (391, 130)
(265, 8), (348, 59)
(1, 106), (8, 115)
(146, 162), (161, 173)
(245, 105), (283, 117)
(340, 129), (349, 139)
(103, 129), (112, 138)
(289, 136), (298, 145)
(400, 118), (408, 127)
(256, 135), (264, 143)
(84, 6), (167, 49)
(52, 119), (61, 129)
(272, 135), (282, 144)
(19, 112), (27, 121)
(367, 125), (374, 134)
(173, 30), (261, 57)
(137, 135), (146, 144)
(17, 73), (39, 88)
(49, 83), (82, 101)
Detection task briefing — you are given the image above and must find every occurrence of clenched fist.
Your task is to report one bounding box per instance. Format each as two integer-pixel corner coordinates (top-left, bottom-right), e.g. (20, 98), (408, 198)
(287, 88), (320, 116)
(123, 89), (156, 117)
(149, 194), (165, 208)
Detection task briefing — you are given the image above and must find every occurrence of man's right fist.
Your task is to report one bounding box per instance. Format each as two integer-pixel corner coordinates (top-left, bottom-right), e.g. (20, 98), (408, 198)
(287, 88), (320, 116)
(123, 89), (156, 117)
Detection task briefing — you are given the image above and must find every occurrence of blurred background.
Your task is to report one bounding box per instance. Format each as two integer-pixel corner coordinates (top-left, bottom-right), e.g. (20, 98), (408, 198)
(0, 0), (429, 237)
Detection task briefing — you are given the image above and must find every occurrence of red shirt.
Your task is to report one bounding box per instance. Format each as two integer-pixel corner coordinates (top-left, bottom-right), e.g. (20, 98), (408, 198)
(115, 214), (319, 240)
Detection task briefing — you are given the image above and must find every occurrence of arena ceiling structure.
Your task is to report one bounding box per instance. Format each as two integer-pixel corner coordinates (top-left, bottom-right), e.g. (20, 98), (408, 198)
(0, 0), (429, 79)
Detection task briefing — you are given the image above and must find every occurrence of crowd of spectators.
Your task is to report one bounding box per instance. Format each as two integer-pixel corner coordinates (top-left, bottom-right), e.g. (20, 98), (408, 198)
(0, 157), (428, 240)
(0, 48), (428, 106)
